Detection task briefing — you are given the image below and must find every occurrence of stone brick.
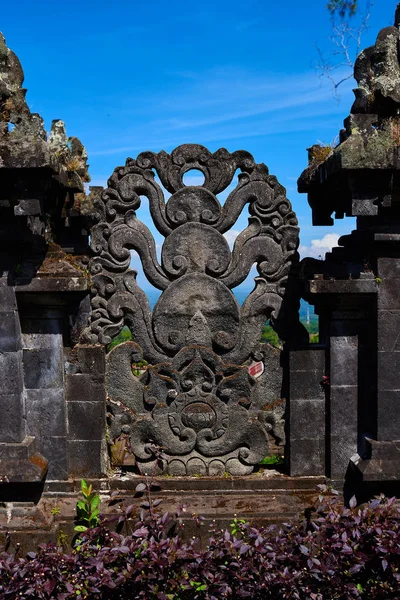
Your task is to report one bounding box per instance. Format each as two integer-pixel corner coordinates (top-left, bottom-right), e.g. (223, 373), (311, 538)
(377, 390), (400, 440)
(289, 438), (325, 476)
(66, 374), (106, 403)
(26, 389), (66, 438)
(377, 351), (400, 390)
(289, 398), (325, 439)
(0, 352), (23, 394)
(0, 312), (21, 352)
(0, 282), (17, 310)
(330, 337), (358, 387)
(289, 347), (325, 372)
(330, 385), (358, 435)
(378, 278), (400, 310)
(290, 369), (324, 401)
(378, 257), (400, 279)
(37, 436), (68, 480)
(23, 348), (63, 389)
(0, 394), (25, 442)
(330, 436), (358, 478)
(77, 345), (105, 377)
(378, 310), (400, 351)
(67, 440), (106, 477)
(67, 401), (105, 441)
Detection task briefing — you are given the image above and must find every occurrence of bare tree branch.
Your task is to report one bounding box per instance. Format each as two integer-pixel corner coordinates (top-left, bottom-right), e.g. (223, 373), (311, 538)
(313, 0), (373, 99)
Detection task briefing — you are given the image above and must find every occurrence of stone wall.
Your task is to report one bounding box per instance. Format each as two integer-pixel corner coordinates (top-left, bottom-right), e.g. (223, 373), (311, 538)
(1, 6), (400, 546)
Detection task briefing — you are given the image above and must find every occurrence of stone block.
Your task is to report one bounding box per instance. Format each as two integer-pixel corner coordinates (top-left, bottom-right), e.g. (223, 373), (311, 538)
(77, 345), (105, 377)
(0, 312), (21, 352)
(37, 436), (68, 480)
(290, 369), (324, 401)
(289, 398), (325, 439)
(377, 390), (400, 440)
(26, 389), (66, 438)
(21, 318), (64, 348)
(378, 278), (400, 310)
(0, 283), (17, 310)
(0, 394), (25, 442)
(330, 385), (358, 435)
(0, 352), (23, 394)
(0, 436), (48, 482)
(330, 340), (358, 387)
(378, 257), (400, 279)
(66, 374), (106, 403)
(378, 310), (400, 351)
(67, 401), (105, 441)
(67, 440), (106, 477)
(289, 347), (325, 372)
(377, 351), (400, 390)
(289, 438), (325, 476)
(330, 436), (358, 478)
(23, 348), (63, 389)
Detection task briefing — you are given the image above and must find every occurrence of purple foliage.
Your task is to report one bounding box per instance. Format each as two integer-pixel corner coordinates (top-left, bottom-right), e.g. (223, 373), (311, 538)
(1, 491), (400, 599)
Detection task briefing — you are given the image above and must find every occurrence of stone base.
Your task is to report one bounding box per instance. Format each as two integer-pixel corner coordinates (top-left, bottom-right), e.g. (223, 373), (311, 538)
(351, 438), (400, 481)
(0, 473), (326, 553)
(0, 436), (48, 484)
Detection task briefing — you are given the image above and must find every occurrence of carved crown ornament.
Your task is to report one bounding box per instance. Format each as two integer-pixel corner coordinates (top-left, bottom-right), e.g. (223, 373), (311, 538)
(84, 144), (303, 475)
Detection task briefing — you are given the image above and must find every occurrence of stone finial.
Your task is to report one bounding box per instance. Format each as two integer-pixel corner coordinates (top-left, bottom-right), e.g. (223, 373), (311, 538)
(352, 6), (400, 115)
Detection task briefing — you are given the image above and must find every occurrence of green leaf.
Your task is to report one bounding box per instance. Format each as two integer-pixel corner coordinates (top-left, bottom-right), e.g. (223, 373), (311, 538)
(90, 495), (101, 511)
(74, 525), (88, 533)
(81, 479), (89, 494)
(76, 500), (86, 511)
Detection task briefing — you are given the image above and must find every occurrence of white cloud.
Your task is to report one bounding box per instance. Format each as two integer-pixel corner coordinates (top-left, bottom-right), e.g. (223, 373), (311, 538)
(298, 233), (340, 259)
(223, 229), (241, 248)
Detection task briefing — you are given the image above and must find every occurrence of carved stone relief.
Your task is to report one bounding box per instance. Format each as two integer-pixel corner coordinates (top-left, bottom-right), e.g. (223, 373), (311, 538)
(85, 144), (302, 474)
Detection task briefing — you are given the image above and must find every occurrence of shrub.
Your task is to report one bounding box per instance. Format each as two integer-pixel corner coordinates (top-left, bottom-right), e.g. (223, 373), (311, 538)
(1, 490), (400, 599)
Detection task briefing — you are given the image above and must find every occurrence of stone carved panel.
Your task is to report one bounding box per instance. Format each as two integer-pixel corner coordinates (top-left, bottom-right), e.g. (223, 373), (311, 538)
(85, 144), (302, 474)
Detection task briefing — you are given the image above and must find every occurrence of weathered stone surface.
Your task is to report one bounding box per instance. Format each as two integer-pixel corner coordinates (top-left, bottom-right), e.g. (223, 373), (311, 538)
(0, 436), (47, 483)
(297, 4), (400, 484)
(89, 144), (304, 474)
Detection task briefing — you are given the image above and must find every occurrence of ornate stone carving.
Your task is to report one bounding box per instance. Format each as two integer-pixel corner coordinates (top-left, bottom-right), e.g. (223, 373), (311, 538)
(87, 144), (302, 474)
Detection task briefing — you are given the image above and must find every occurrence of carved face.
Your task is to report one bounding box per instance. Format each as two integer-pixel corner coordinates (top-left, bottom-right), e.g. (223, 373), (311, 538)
(93, 144), (300, 475)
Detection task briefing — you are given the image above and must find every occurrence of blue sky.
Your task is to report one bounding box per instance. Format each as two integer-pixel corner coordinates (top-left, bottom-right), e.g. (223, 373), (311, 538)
(1, 0), (397, 293)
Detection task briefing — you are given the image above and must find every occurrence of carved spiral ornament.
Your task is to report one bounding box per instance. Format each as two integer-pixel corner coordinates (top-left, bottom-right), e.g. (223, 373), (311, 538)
(88, 144), (302, 475)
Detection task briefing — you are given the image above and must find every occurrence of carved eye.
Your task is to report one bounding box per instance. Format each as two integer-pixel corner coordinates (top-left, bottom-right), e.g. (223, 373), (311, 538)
(175, 210), (187, 223)
(182, 379), (193, 391)
(168, 330), (183, 345)
(213, 330), (234, 351)
(202, 381), (213, 392)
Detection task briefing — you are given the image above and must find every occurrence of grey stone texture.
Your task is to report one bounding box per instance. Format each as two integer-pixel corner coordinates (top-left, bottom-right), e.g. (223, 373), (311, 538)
(90, 144), (304, 475)
(289, 348), (326, 476)
(297, 3), (400, 484)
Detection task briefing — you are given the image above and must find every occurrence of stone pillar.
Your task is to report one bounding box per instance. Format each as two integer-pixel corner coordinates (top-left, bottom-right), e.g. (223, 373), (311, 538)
(66, 345), (107, 477)
(329, 313), (359, 479)
(0, 273), (47, 483)
(21, 309), (68, 480)
(289, 347), (326, 476)
(377, 253), (400, 440)
(0, 278), (24, 443)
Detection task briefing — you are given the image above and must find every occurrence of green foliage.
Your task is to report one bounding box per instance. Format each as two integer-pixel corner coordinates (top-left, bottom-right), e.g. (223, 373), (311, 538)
(259, 454), (284, 466)
(327, 0), (358, 19)
(261, 316), (319, 347)
(230, 516), (247, 536)
(74, 478), (101, 535)
(260, 324), (282, 348)
(106, 325), (133, 353)
(132, 359), (148, 377)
